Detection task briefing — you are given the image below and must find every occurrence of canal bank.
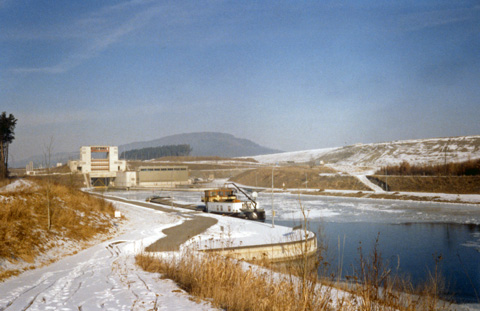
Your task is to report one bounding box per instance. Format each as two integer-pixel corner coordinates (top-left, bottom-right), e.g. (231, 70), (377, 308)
(99, 188), (480, 306)
(100, 193), (318, 263)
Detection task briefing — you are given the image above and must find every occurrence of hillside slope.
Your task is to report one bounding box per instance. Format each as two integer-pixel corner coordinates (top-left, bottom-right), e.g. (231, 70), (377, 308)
(120, 132), (281, 158)
(252, 135), (480, 167)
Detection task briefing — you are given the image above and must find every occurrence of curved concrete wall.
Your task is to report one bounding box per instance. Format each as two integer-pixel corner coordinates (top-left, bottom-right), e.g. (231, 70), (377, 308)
(202, 234), (317, 263)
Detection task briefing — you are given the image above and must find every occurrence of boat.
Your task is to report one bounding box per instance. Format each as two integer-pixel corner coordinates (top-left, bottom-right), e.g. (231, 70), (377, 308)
(201, 183), (266, 221)
(145, 195), (172, 203)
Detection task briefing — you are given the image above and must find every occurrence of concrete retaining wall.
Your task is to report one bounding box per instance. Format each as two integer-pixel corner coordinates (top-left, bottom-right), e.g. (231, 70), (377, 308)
(202, 234), (317, 263)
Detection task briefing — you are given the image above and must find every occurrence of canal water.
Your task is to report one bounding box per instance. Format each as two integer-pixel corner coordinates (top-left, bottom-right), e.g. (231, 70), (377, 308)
(110, 189), (480, 304)
(262, 192), (480, 304)
(276, 219), (480, 303)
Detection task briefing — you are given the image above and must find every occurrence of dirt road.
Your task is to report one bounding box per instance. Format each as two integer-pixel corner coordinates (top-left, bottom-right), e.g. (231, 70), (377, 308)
(146, 216), (218, 251)
(101, 195), (218, 251)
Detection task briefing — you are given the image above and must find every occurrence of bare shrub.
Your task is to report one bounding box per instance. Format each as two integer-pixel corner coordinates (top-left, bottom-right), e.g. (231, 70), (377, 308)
(231, 167), (369, 191)
(136, 249), (331, 311)
(377, 159), (480, 177)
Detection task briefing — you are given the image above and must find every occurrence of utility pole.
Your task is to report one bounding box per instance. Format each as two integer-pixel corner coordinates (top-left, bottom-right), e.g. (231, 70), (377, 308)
(385, 166), (388, 192)
(271, 166), (275, 228)
(444, 140), (449, 176)
(305, 171), (308, 190)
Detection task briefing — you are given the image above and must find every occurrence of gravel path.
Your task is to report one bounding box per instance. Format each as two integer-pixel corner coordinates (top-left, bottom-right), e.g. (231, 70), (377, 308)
(100, 195), (218, 252)
(146, 216), (218, 251)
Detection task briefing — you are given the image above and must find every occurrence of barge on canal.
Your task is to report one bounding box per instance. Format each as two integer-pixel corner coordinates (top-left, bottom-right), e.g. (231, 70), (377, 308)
(202, 183), (266, 221)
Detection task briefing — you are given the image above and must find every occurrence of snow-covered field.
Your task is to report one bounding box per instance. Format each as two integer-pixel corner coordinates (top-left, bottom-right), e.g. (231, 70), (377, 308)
(0, 187), (314, 310)
(251, 135), (480, 167)
(0, 200), (221, 310)
(249, 147), (336, 164)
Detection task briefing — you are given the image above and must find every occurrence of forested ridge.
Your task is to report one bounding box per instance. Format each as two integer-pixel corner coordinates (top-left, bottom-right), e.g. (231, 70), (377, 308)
(120, 144), (192, 160)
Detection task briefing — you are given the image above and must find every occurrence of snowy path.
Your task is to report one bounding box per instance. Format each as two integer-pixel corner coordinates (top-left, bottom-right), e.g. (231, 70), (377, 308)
(0, 200), (217, 311)
(355, 175), (385, 192)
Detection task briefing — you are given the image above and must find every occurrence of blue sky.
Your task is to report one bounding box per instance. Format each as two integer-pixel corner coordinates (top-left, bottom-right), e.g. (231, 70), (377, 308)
(2, 0), (479, 163)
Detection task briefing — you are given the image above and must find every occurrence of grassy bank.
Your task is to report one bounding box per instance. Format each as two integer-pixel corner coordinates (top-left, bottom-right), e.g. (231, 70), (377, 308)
(0, 179), (116, 280)
(136, 245), (451, 311)
(378, 159), (480, 177)
(231, 167), (370, 191)
(369, 175), (480, 194)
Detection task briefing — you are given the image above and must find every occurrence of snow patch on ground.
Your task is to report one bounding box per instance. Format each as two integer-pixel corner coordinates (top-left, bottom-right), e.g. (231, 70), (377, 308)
(251, 147), (337, 164)
(0, 179), (36, 192)
(186, 213), (313, 250)
(249, 135), (480, 167)
(0, 199), (218, 310)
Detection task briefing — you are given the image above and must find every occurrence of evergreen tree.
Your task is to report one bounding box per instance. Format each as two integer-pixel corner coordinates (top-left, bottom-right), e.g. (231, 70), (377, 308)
(121, 144), (192, 160)
(0, 112), (17, 178)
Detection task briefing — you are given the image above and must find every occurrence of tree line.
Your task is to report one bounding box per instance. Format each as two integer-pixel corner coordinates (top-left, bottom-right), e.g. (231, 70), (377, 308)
(120, 144), (192, 160)
(376, 159), (480, 176)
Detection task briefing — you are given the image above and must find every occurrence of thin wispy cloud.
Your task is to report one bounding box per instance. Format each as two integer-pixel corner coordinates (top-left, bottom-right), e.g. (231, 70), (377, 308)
(3, 1), (479, 159)
(398, 6), (479, 32)
(12, 1), (162, 74)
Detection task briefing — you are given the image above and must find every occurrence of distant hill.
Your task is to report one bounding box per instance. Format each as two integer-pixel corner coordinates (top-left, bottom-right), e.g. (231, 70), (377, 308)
(252, 135), (480, 167)
(17, 133), (480, 169)
(120, 132), (282, 158)
(120, 144), (192, 160)
(13, 132), (281, 167)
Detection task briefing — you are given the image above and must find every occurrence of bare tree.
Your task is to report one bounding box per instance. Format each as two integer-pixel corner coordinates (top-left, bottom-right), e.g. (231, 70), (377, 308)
(43, 137), (54, 230)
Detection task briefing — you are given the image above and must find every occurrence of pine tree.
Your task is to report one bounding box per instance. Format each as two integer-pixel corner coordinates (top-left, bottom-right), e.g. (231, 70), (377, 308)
(0, 112), (17, 179)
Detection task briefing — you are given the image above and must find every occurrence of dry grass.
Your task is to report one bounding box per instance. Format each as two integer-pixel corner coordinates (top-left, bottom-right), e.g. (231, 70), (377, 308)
(136, 241), (453, 311)
(369, 175), (480, 194)
(340, 237), (451, 311)
(0, 179), (115, 279)
(0, 179), (11, 190)
(377, 159), (480, 176)
(29, 173), (85, 189)
(136, 250), (331, 311)
(231, 167), (370, 191)
(127, 157), (258, 173)
(153, 156), (258, 163)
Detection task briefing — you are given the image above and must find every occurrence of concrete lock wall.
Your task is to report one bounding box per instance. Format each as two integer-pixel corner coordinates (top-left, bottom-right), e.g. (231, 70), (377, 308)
(203, 234), (317, 263)
(137, 166), (188, 183)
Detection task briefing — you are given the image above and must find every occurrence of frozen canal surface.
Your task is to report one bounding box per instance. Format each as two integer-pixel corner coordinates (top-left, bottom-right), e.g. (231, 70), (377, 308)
(112, 189), (480, 304)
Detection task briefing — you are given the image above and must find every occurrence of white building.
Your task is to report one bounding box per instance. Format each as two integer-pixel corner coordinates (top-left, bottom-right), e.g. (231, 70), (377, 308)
(68, 146), (126, 187)
(114, 171), (137, 188)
